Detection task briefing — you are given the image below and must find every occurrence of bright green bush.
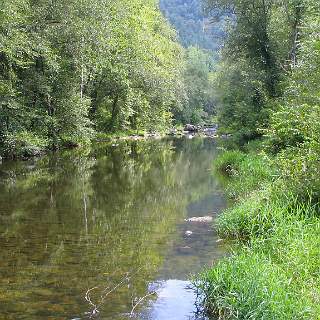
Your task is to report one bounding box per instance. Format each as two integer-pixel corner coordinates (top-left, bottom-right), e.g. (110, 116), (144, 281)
(3, 131), (48, 159)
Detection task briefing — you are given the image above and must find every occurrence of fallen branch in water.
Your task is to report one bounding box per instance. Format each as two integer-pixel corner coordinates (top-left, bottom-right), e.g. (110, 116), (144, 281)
(85, 287), (99, 316)
(84, 267), (143, 318)
(98, 268), (142, 308)
(130, 291), (157, 318)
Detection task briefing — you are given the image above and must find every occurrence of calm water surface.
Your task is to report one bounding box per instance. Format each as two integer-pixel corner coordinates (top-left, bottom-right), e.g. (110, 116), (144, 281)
(0, 137), (226, 320)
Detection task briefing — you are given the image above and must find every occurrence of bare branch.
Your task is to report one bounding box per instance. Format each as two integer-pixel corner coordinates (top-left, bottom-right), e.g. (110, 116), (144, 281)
(130, 292), (157, 318)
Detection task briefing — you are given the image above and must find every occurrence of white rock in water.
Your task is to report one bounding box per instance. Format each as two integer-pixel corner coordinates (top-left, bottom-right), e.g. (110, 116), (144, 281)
(185, 216), (213, 223)
(185, 230), (193, 236)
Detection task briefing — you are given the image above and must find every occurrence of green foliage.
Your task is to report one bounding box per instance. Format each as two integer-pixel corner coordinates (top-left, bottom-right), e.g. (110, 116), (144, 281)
(208, 0), (309, 141)
(159, 0), (229, 126)
(176, 46), (216, 124)
(195, 148), (320, 319)
(214, 149), (274, 198)
(0, 0), (186, 157)
(197, 240), (319, 319)
(2, 131), (48, 159)
(214, 58), (271, 141)
(214, 150), (245, 174)
(193, 1), (320, 319)
(265, 2), (320, 202)
(197, 187), (320, 318)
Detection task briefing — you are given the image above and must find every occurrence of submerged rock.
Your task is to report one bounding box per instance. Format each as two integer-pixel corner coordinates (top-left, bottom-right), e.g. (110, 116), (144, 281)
(185, 216), (213, 223)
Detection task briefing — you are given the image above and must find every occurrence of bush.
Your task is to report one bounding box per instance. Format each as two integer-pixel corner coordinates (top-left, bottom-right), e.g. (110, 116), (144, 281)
(3, 131), (48, 159)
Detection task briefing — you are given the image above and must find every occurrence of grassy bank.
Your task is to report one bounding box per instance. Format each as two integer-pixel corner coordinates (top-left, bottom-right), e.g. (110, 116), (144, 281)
(194, 146), (320, 319)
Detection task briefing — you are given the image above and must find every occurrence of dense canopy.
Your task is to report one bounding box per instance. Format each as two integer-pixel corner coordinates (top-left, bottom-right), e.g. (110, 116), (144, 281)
(0, 0), (186, 157)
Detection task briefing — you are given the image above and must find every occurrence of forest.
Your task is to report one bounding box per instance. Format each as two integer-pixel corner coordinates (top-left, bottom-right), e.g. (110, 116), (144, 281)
(0, 0), (218, 159)
(194, 0), (320, 319)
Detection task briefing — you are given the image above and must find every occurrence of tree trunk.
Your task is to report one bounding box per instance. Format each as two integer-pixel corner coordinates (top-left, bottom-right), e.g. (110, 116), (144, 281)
(290, 3), (303, 68)
(110, 95), (119, 130)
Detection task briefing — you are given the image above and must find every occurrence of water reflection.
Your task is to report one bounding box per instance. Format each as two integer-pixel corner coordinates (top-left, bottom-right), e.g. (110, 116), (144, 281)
(141, 280), (203, 320)
(0, 137), (226, 319)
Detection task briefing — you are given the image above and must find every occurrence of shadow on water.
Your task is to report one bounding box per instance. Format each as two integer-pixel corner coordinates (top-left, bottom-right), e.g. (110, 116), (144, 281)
(0, 137), (227, 320)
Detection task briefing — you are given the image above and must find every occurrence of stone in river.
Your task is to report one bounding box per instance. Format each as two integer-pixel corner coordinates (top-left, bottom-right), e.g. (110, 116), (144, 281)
(185, 216), (213, 223)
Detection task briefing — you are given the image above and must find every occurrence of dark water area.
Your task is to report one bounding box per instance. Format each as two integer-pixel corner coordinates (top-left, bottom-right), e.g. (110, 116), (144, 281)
(0, 137), (227, 320)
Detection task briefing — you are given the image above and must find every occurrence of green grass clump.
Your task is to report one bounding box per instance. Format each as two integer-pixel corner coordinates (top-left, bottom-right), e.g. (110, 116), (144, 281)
(214, 149), (275, 198)
(215, 187), (275, 239)
(214, 150), (246, 174)
(195, 146), (320, 319)
(215, 188), (316, 240)
(197, 249), (318, 319)
(197, 211), (320, 319)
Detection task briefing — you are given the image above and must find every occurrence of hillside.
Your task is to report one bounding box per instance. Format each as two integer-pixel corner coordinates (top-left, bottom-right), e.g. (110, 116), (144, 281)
(159, 0), (225, 51)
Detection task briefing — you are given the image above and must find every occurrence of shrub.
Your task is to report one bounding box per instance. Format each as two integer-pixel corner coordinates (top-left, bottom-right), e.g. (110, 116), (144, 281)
(3, 131), (48, 159)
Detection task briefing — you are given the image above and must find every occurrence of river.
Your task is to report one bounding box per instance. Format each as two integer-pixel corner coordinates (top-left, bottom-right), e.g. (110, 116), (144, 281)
(0, 137), (226, 320)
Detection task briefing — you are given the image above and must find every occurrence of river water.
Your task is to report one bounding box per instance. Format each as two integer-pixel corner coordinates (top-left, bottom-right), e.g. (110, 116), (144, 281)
(0, 137), (226, 320)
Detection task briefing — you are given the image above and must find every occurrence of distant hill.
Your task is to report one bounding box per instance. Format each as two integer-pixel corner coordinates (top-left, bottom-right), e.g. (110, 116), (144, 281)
(159, 0), (226, 51)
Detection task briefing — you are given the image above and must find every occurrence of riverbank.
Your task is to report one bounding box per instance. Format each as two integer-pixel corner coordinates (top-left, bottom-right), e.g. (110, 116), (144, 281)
(195, 142), (320, 319)
(0, 130), (163, 160)
(0, 126), (219, 160)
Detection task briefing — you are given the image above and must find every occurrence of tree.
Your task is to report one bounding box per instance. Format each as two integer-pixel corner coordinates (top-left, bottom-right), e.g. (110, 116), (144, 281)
(0, 0), (186, 158)
(176, 46), (216, 124)
(206, 0), (306, 141)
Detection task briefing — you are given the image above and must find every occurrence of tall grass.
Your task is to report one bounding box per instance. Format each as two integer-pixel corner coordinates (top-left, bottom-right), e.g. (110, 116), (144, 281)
(214, 149), (275, 199)
(195, 149), (320, 319)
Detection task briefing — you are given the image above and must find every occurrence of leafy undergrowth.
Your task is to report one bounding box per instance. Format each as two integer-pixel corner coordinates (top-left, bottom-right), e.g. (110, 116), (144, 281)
(2, 131), (49, 159)
(194, 149), (320, 320)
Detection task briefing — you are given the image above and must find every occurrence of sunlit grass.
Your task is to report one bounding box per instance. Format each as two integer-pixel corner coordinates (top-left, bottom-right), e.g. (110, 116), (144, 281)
(195, 148), (320, 319)
(214, 149), (275, 199)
